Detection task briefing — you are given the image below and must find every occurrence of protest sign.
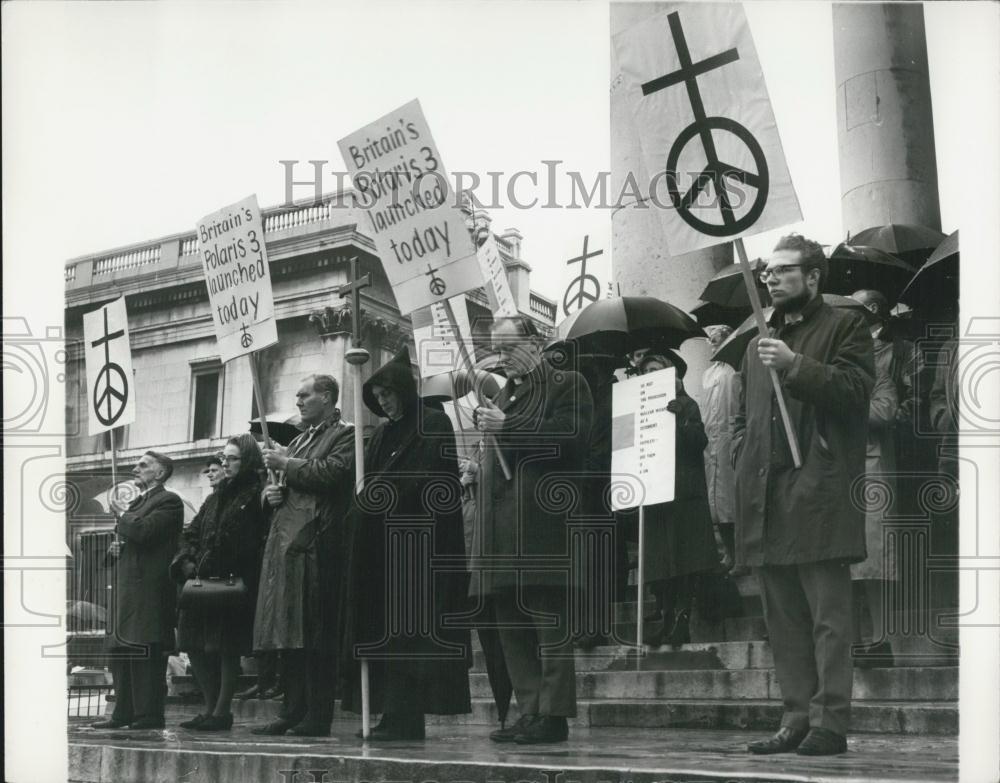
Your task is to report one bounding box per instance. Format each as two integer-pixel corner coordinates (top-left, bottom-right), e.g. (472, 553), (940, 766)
(197, 194), (278, 363)
(338, 99), (482, 314)
(411, 295), (475, 379)
(83, 296), (136, 436)
(613, 4), (801, 256)
(477, 233), (518, 317)
(610, 367), (676, 510)
(560, 228), (612, 318)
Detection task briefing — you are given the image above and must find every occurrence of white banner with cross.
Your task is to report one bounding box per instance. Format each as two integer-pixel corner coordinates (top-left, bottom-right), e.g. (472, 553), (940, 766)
(83, 296), (137, 436)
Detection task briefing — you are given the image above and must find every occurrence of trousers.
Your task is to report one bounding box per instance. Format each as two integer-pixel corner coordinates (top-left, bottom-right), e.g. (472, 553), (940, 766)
(494, 586), (576, 718)
(757, 561), (854, 735)
(109, 643), (168, 723)
(279, 648), (336, 727)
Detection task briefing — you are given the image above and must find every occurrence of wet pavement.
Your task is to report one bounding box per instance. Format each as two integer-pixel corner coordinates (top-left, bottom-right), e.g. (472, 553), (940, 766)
(69, 719), (957, 783)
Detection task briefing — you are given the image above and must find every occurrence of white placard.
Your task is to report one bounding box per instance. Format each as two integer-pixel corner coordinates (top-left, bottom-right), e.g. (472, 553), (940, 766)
(83, 296), (136, 435)
(477, 234), (518, 317)
(610, 367), (676, 510)
(613, 4), (801, 255)
(338, 99), (482, 314)
(197, 194), (278, 363)
(411, 295), (474, 379)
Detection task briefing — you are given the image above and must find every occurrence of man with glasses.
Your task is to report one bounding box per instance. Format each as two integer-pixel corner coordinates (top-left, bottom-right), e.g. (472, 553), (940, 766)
(472, 316), (593, 744)
(733, 234), (874, 756)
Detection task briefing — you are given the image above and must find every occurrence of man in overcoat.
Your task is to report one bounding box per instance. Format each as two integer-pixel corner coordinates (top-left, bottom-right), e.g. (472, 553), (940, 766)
(473, 316), (593, 744)
(92, 450), (184, 730)
(733, 234), (874, 756)
(252, 373), (355, 737)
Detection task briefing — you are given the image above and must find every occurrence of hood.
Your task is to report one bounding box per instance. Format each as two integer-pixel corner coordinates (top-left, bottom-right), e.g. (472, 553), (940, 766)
(362, 346), (418, 419)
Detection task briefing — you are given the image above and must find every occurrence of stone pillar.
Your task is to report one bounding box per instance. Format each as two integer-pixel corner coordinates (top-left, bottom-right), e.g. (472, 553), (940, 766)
(833, 3), (941, 236)
(610, 2), (733, 404)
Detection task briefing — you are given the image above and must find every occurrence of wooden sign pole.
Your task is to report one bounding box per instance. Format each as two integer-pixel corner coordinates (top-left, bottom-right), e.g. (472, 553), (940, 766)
(734, 239), (802, 469)
(441, 299), (512, 481)
(248, 352), (277, 484)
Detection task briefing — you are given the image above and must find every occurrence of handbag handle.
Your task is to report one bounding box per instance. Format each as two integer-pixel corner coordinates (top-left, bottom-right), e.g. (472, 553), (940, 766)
(193, 551), (210, 586)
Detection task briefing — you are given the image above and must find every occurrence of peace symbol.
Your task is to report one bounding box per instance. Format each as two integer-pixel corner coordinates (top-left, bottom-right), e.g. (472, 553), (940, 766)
(425, 264), (447, 296)
(665, 116), (769, 236)
(93, 362), (129, 427)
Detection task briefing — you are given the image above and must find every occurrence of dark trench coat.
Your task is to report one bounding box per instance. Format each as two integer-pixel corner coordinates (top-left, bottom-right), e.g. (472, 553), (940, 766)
(253, 415), (356, 653)
(732, 295), (875, 567)
(470, 359), (594, 597)
(340, 353), (471, 716)
(107, 484), (184, 649)
(170, 473), (268, 655)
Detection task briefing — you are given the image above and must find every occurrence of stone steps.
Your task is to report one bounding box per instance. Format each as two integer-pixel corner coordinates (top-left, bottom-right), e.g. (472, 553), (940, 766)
(158, 695), (957, 735)
(68, 724), (960, 783)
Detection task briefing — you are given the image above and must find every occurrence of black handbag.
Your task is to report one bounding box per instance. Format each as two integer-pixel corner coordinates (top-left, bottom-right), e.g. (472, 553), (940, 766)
(178, 551), (248, 612)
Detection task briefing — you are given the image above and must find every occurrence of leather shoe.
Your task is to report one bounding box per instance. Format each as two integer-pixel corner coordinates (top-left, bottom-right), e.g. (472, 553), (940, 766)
(179, 714), (208, 729)
(127, 718), (166, 730)
(287, 721), (331, 737)
(194, 713), (234, 732)
(490, 714), (537, 743)
(233, 685), (261, 700)
(514, 715), (568, 744)
(251, 720), (294, 736)
(795, 727), (848, 756)
(747, 726), (808, 754)
(260, 686), (285, 700)
(91, 719), (129, 729)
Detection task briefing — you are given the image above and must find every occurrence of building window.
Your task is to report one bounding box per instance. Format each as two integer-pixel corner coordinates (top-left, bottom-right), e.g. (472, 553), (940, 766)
(191, 361), (224, 441)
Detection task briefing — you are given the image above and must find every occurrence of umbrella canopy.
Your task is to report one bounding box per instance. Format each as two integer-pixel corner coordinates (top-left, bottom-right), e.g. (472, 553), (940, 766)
(690, 300), (752, 330)
(825, 243), (917, 304)
(555, 296), (706, 356)
(698, 259), (769, 309)
(849, 224), (947, 256)
(710, 293), (871, 370)
(249, 411), (303, 447)
(898, 229), (959, 314)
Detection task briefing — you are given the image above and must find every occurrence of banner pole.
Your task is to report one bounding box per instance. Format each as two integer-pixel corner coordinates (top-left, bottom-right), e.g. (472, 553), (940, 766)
(734, 239), (802, 469)
(637, 504), (645, 653)
(110, 427), (119, 546)
(248, 352), (277, 484)
(441, 299), (512, 481)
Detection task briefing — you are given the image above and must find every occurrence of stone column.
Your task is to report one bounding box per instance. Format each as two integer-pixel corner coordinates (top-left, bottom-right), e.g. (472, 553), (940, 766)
(833, 3), (941, 235)
(611, 2), (733, 404)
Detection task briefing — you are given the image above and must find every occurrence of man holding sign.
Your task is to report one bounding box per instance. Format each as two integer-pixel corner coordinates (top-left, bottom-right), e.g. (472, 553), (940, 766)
(733, 235), (874, 756)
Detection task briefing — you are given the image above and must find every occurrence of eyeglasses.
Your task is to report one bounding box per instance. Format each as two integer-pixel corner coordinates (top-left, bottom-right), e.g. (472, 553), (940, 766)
(758, 263), (806, 283)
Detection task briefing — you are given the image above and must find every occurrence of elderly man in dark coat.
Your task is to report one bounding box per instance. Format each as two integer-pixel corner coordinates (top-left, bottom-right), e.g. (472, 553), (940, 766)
(252, 373), (355, 737)
(473, 316), (594, 745)
(92, 450), (184, 730)
(340, 347), (471, 741)
(734, 234), (874, 757)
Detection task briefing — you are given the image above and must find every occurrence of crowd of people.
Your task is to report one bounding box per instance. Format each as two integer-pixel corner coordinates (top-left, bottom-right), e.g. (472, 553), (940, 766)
(90, 232), (959, 756)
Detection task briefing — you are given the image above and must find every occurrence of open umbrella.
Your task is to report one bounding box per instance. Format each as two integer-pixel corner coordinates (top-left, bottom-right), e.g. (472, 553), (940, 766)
(898, 229), (959, 314)
(825, 243), (917, 304)
(690, 300), (751, 330)
(698, 259), (769, 309)
(711, 294), (872, 369)
(849, 223), (947, 267)
(249, 412), (303, 447)
(420, 368), (504, 402)
(556, 296), (706, 356)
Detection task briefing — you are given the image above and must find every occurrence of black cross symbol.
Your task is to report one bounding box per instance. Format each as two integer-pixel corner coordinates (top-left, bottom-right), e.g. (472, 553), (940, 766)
(337, 255), (371, 347)
(562, 235), (603, 316)
(640, 11), (769, 236)
(425, 264), (447, 296)
(90, 306), (129, 427)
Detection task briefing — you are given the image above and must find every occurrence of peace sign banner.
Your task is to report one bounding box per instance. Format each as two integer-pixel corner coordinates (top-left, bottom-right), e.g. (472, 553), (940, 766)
(197, 194), (279, 363)
(83, 296), (136, 436)
(338, 99), (482, 315)
(613, 4), (801, 255)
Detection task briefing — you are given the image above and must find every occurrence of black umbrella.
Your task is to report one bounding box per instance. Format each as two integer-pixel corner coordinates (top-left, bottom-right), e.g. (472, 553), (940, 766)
(711, 294), (872, 369)
(249, 412), (303, 447)
(690, 300), (751, 330)
(698, 259), (769, 309)
(826, 243), (917, 305)
(849, 223), (947, 267)
(420, 368), (504, 402)
(898, 229), (959, 315)
(555, 296), (706, 356)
